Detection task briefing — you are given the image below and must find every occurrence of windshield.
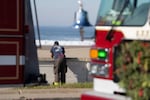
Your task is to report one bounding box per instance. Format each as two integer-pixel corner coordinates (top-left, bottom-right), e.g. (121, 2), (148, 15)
(96, 0), (150, 26)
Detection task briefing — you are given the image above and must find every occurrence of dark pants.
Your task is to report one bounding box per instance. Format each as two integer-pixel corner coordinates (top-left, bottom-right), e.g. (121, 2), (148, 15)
(54, 57), (67, 83)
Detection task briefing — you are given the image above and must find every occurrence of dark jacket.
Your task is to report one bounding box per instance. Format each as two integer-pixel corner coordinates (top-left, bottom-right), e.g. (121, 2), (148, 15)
(51, 45), (65, 59)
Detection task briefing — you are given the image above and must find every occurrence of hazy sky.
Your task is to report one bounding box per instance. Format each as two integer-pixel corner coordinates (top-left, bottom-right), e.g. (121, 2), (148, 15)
(31, 0), (100, 27)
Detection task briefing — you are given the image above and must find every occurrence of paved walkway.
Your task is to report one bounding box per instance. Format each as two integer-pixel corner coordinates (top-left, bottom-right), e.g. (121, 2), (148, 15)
(39, 60), (93, 84)
(0, 86), (92, 100)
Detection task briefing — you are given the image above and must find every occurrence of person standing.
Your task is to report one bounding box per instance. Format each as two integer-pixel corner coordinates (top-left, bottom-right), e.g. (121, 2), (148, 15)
(50, 41), (67, 85)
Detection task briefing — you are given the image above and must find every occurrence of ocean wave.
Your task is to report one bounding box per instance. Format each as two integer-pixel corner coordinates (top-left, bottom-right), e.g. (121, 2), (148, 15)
(36, 40), (95, 46)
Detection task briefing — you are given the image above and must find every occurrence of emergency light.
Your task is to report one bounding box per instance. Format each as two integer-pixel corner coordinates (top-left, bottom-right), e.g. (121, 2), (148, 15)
(98, 49), (107, 59)
(89, 48), (109, 77)
(90, 48), (108, 61)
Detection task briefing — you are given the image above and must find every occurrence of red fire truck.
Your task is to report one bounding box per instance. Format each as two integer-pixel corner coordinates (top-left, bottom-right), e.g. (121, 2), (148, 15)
(0, 0), (39, 84)
(81, 0), (150, 100)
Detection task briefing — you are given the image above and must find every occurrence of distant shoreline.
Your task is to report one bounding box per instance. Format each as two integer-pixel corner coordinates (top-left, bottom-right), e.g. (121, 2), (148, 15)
(36, 40), (94, 48)
(38, 45), (92, 50)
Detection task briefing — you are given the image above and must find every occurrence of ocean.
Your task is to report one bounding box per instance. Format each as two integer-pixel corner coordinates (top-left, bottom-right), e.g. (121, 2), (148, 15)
(35, 26), (95, 46)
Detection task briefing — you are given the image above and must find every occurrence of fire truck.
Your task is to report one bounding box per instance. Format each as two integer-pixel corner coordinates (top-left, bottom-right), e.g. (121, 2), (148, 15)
(0, 0), (40, 84)
(81, 0), (150, 100)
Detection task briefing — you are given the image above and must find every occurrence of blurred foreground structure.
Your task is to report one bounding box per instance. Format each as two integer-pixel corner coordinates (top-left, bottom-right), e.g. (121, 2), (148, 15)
(0, 0), (39, 84)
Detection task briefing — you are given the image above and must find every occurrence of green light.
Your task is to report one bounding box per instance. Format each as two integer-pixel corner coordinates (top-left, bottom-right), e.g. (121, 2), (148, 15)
(112, 20), (122, 25)
(98, 49), (107, 59)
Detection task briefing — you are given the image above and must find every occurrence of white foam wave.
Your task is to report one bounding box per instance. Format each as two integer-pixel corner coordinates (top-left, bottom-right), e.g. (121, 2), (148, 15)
(36, 40), (94, 46)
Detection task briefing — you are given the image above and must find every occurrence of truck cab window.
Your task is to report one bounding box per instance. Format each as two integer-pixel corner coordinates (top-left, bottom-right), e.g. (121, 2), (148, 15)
(96, 0), (150, 26)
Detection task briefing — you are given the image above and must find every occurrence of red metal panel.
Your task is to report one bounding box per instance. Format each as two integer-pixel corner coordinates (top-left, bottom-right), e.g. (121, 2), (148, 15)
(0, 66), (17, 77)
(0, 39), (24, 84)
(0, 38), (24, 55)
(0, 0), (24, 35)
(0, 0), (24, 84)
(81, 92), (130, 100)
(0, 66), (23, 84)
(95, 30), (124, 48)
(81, 94), (112, 100)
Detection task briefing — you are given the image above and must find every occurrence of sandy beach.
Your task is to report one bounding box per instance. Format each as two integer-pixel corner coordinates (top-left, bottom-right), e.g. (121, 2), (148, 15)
(37, 45), (91, 61)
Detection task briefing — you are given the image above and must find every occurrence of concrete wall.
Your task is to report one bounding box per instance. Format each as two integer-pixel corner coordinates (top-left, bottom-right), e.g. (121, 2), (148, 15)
(39, 58), (93, 84)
